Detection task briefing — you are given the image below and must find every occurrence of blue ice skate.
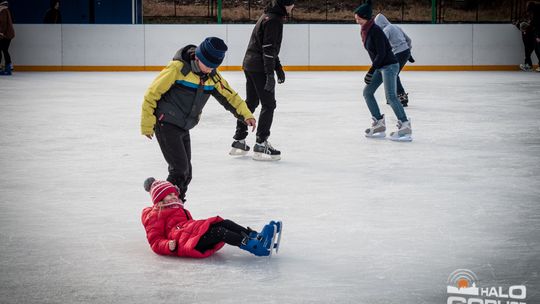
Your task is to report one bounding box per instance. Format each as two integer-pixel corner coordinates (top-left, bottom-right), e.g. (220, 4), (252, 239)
(268, 221), (283, 255)
(246, 226), (258, 239)
(239, 224), (276, 257)
(259, 223), (277, 252)
(240, 237), (271, 257)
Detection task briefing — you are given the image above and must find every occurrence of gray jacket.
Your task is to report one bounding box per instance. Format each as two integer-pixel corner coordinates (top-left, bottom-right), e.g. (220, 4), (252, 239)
(374, 13), (412, 55)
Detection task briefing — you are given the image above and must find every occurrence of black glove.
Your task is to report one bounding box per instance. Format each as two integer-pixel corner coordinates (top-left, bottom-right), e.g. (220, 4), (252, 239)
(276, 65), (285, 84)
(364, 72), (373, 85)
(408, 55), (415, 63)
(264, 73), (276, 93)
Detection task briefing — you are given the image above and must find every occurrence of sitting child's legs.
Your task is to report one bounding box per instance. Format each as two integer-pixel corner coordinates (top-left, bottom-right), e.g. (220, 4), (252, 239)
(195, 220), (250, 253)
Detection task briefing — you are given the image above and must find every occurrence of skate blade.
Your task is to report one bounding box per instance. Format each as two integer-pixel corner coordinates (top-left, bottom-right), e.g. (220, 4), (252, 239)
(229, 148), (248, 156)
(365, 132), (386, 139)
(273, 221), (282, 254)
(268, 225), (278, 258)
(389, 134), (413, 142)
(252, 152), (281, 161)
(270, 220), (282, 233)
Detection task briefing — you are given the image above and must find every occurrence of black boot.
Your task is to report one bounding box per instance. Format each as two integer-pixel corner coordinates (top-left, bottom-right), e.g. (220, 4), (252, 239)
(399, 93), (409, 107)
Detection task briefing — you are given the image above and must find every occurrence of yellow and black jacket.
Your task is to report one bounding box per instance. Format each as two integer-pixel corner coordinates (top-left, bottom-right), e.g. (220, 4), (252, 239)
(141, 45), (254, 135)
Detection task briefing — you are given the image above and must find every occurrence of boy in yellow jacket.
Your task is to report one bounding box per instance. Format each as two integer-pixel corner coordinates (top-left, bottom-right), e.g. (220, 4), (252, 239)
(141, 37), (256, 201)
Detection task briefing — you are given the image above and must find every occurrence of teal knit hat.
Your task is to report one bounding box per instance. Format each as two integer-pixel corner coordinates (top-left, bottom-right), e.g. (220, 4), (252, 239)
(354, 0), (373, 19)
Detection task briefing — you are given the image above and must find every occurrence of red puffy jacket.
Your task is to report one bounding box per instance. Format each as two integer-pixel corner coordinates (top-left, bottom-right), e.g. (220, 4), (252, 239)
(141, 205), (225, 258)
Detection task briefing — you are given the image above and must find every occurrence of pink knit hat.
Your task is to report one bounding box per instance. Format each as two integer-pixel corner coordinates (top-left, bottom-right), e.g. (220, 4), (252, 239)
(144, 177), (179, 204)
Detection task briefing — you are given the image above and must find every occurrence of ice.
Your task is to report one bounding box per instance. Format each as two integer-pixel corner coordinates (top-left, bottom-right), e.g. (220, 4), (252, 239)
(0, 71), (539, 303)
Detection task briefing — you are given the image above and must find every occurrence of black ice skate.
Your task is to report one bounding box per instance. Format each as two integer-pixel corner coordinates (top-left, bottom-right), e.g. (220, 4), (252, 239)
(253, 140), (281, 161)
(398, 93), (409, 107)
(229, 139), (250, 156)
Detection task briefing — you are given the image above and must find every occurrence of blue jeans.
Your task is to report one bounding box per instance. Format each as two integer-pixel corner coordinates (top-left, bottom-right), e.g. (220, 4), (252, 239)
(363, 63), (408, 122)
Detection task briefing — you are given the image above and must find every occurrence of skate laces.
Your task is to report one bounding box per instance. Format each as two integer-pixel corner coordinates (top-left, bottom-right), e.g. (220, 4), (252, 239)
(371, 116), (384, 127)
(263, 141), (274, 152)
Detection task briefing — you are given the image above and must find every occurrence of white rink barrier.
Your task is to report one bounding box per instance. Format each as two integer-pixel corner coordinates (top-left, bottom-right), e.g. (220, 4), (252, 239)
(11, 24), (524, 71)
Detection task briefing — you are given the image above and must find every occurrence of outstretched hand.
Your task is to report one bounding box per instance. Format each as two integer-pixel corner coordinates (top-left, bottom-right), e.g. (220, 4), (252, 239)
(245, 118), (257, 132)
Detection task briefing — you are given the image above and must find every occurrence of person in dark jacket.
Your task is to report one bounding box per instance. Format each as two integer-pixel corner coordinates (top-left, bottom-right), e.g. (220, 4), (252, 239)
(140, 37), (256, 201)
(514, 19), (539, 71)
(43, 0), (62, 24)
(0, 0), (14, 75)
(354, 0), (412, 142)
(229, 0), (295, 161)
(527, 1), (540, 72)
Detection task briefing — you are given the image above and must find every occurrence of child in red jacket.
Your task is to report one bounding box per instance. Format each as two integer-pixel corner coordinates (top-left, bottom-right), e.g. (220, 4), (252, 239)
(141, 177), (281, 257)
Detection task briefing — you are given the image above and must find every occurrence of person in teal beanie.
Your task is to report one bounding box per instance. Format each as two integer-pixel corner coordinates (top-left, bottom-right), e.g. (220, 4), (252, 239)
(354, 0), (412, 141)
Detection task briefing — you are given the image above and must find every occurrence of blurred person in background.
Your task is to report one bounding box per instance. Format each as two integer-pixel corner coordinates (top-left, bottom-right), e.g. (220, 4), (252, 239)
(513, 19), (539, 71)
(43, 0), (62, 24)
(0, 0), (14, 76)
(526, 1), (540, 71)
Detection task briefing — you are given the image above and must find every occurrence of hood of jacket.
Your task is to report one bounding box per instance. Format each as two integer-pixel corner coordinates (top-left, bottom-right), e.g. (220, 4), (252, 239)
(173, 45), (197, 63)
(374, 13), (391, 30)
(172, 44), (209, 76)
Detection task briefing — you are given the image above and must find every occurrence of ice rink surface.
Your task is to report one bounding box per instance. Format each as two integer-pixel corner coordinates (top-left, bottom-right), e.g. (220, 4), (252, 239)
(0, 71), (539, 303)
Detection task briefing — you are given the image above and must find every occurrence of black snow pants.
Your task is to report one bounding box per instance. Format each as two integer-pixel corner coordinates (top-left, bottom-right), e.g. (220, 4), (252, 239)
(195, 220), (250, 253)
(0, 38), (12, 66)
(154, 122), (191, 201)
(234, 71), (277, 143)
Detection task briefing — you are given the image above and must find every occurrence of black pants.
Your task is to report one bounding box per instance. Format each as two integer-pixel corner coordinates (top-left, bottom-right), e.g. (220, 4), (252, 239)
(395, 49), (411, 96)
(154, 122), (191, 201)
(195, 219), (250, 253)
(234, 71), (277, 143)
(522, 33), (540, 66)
(0, 39), (12, 66)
